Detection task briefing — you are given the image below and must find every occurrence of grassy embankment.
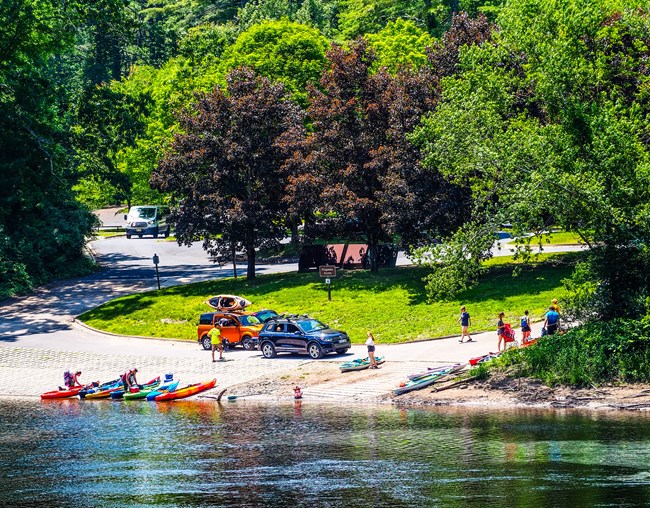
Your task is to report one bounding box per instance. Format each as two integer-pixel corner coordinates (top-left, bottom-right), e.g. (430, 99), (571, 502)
(473, 319), (650, 386)
(79, 253), (576, 343)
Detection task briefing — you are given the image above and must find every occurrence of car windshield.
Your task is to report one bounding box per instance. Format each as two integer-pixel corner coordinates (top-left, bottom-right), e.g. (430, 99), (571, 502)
(255, 310), (278, 322)
(239, 315), (260, 326)
(298, 319), (327, 332)
(132, 207), (156, 219)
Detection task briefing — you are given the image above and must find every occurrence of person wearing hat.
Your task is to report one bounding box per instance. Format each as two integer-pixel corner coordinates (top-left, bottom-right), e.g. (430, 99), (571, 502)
(551, 299), (561, 313)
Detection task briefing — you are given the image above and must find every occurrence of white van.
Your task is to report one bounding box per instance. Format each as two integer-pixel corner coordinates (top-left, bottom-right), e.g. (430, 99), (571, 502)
(124, 205), (171, 239)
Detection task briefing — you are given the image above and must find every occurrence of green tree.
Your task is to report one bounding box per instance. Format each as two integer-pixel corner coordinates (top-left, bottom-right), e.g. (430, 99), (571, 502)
(365, 18), (435, 72)
(151, 68), (305, 279)
(0, 0), (96, 297)
(219, 19), (329, 103)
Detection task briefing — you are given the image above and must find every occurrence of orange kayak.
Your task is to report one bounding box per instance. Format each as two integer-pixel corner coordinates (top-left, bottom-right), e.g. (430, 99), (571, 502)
(41, 386), (85, 399)
(154, 379), (217, 401)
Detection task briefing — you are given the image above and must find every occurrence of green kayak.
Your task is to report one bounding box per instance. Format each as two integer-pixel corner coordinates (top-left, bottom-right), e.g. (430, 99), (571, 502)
(124, 380), (177, 400)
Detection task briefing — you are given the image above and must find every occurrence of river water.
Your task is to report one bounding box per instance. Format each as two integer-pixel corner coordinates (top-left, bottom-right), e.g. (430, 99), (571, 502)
(1, 399), (649, 507)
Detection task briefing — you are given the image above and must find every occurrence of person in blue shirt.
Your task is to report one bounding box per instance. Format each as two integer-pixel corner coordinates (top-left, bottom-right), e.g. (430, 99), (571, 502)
(457, 306), (474, 343)
(543, 307), (560, 335)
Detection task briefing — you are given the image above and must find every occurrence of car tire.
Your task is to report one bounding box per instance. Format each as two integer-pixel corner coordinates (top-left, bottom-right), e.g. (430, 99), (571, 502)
(261, 342), (277, 358)
(307, 342), (323, 359)
(164, 228), (170, 238)
(153, 233), (158, 238)
(138, 234), (143, 238)
(336, 349), (349, 355)
(126, 234), (131, 239)
(201, 336), (212, 350)
(242, 336), (254, 351)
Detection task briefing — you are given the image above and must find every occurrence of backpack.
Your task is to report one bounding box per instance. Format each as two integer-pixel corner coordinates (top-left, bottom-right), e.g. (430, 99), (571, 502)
(63, 371), (73, 386)
(521, 317), (528, 328)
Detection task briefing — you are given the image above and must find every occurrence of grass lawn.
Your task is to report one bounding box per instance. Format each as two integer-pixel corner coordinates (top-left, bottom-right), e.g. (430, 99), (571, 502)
(519, 231), (584, 245)
(93, 231), (124, 238)
(78, 253), (578, 344)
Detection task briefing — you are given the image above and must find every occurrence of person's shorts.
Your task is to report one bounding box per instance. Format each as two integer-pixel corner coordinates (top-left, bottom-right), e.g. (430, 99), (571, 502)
(522, 325), (531, 333)
(211, 341), (223, 351)
(367, 345), (375, 353)
(547, 324), (558, 335)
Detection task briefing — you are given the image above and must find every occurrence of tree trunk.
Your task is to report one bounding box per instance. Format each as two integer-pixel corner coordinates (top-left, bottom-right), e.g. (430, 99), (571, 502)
(290, 216), (300, 244)
(367, 234), (379, 273)
(231, 239), (237, 280)
(246, 244), (256, 280)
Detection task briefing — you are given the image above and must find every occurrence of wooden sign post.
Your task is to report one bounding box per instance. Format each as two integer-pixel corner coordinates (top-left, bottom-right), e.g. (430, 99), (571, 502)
(318, 265), (337, 301)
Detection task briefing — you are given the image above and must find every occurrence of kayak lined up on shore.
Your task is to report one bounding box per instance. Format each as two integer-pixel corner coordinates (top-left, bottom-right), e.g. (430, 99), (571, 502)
(393, 363), (467, 396)
(41, 374), (216, 402)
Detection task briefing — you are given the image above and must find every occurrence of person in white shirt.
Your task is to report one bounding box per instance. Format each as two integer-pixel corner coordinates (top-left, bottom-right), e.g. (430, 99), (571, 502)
(366, 331), (378, 369)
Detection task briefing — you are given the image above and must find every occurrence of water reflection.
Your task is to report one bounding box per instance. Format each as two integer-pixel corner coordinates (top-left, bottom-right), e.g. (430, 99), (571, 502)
(1, 400), (650, 507)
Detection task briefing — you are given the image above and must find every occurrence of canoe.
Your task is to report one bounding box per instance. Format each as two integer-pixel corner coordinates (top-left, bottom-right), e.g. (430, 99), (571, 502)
(339, 355), (385, 372)
(110, 377), (161, 399)
(393, 366), (458, 396)
(139, 380), (180, 401)
(41, 386), (85, 400)
(154, 379), (217, 402)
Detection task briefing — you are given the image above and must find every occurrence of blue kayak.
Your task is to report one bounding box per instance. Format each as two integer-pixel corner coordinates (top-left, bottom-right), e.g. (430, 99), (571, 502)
(145, 380), (180, 401)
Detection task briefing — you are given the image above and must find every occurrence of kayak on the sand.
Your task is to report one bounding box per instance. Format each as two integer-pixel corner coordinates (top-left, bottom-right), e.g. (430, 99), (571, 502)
(41, 386), (85, 400)
(393, 364), (466, 396)
(339, 355), (385, 372)
(408, 363), (465, 381)
(110, 377), (161, 400)
(142, 380), (181, 401)
(154, 379), (217, 402)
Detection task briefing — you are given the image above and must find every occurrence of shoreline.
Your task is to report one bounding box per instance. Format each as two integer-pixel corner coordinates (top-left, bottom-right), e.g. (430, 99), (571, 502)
(198, 362), (650, 412)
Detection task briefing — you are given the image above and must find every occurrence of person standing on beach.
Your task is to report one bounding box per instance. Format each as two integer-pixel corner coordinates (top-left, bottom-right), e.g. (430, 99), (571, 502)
(497, 312), (506, 352)
(520, 310), (531, 344)
(366, 332), (378, 369)
(457, 306), (473, 343)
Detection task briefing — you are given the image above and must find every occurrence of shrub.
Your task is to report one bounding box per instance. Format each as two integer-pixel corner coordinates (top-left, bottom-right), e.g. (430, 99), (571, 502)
(494, 319), (650, 386)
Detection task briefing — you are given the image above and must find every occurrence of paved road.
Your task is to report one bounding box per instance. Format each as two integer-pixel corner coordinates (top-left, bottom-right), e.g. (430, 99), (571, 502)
(0, 210), (577, 398)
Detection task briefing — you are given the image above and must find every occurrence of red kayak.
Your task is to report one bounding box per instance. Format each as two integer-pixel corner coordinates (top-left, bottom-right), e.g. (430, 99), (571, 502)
(154, 379), (217, 401)
(41, 386), (85, 399)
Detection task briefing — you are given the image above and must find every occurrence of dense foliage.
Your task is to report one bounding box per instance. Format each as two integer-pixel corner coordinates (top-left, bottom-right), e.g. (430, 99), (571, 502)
(412, 1), (650, 323)
(4, 0), (650, 336)
(0, 0), (97, 299)
(494, 320), (650, 386)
